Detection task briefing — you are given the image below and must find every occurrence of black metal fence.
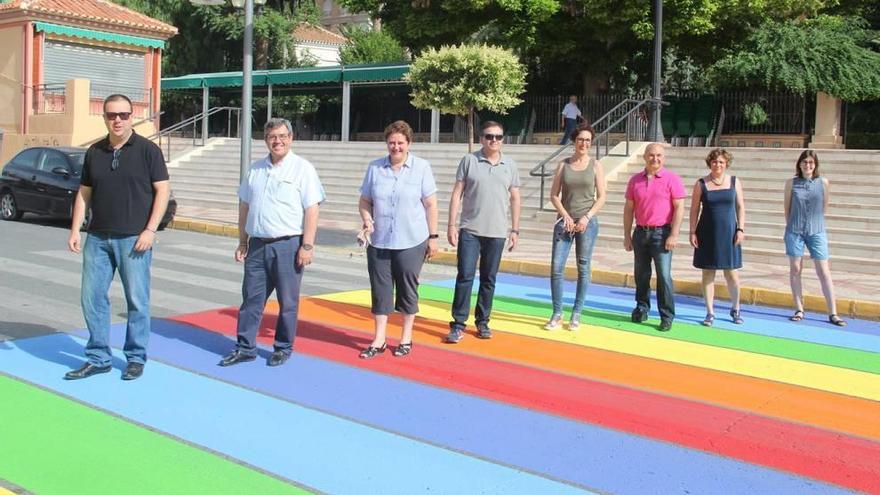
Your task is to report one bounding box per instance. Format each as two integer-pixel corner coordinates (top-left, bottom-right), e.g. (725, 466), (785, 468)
(527, 91), (811, 135)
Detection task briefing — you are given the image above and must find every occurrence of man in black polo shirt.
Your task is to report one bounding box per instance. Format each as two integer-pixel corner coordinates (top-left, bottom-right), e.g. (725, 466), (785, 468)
(64, 94), (170, 381)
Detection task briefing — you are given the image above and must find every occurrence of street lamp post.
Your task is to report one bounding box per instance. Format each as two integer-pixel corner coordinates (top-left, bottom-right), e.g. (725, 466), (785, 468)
(190, 0), (264, 182)
(649, 0), (664, 142)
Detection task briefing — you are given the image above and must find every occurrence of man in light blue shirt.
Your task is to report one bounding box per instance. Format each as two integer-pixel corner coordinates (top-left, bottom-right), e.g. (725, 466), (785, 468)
(219, 118), (325, 367)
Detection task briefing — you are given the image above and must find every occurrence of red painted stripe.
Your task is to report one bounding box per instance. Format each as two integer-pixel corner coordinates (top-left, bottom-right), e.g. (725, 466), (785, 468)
(170, 308), (880, 494)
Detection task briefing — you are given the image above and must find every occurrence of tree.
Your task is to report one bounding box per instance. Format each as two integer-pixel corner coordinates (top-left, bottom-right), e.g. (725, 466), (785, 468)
(407, 44), (526, 150)
(711, 16), (880, 101)
(339, 28), (408, 65)
(339, 0), (558, 54)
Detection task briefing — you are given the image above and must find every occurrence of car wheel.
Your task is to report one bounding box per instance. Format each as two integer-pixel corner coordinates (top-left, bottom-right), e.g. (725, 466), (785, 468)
(0, 190), (23, 221)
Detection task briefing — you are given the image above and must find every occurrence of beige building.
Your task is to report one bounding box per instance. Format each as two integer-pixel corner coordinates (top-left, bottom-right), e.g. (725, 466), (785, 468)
(317, 0), (371, 34)
(0, 0), (177, 163)
(293, 23), (346, 67)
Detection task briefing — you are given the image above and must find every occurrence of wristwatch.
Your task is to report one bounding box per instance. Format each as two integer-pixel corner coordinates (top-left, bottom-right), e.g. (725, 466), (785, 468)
(302, 243), (314, 251)
(510, 229), (520, 235)
(428, 234), (439, 239)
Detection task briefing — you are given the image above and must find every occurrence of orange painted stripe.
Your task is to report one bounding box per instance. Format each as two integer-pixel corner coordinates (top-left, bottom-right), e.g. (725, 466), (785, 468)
(289, 298), (880, 442)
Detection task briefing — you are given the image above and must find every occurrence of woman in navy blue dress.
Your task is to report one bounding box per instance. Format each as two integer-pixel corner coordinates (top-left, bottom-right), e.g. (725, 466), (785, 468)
(689, 149), (745, 326)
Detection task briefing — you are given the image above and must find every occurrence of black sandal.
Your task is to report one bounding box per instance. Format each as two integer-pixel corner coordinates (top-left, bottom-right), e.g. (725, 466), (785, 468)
(729, 309), (744, 325)
(701, 314), (715, 327)
(359, 343), (386, 359)
(789, 310), (804, 322)
(393, 342), (412, 357)
(829, 314), (847, 327)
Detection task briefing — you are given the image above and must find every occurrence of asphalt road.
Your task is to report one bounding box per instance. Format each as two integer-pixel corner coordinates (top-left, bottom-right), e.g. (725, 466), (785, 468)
(0, 216), (457, 342)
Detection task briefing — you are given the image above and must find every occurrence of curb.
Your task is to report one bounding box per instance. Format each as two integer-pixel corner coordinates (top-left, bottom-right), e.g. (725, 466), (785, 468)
(169, 217), (880, 321)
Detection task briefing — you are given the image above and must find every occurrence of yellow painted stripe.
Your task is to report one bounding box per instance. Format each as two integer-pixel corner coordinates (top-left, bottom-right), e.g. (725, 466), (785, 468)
(0, 488), (17, 495)
(317, 290), (880, 402)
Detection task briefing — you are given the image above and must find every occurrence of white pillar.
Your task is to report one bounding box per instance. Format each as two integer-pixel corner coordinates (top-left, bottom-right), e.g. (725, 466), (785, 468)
(341, 81), (351, 142)
(201, 85), (209, 146)
(267, 84), (273, 121)
(431, 108), (440, 143)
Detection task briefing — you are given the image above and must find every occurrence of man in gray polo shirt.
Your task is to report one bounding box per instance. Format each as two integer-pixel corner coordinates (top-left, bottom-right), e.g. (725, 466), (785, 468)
(445, 120), (521, 343)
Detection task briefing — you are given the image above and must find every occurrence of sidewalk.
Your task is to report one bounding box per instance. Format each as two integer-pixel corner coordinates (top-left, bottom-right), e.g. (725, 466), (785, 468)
(170, 209), (880, 320)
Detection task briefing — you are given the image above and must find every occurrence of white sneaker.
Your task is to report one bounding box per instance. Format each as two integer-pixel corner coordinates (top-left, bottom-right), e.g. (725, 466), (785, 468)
(544, 314), (562, 330)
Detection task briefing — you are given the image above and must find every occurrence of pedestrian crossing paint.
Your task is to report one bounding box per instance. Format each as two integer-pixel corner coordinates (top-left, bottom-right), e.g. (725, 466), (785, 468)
(0, 274), (878, 494)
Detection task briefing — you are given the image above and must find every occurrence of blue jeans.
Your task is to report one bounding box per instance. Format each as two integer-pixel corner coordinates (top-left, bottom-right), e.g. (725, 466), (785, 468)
(550, 217), (599, 316)
(82, 233), (152, 366)
(560, 118), (578, 144)
(632, 225), (675, 321)
(236, 236), (303, 356)
(450, 230), (506, 329)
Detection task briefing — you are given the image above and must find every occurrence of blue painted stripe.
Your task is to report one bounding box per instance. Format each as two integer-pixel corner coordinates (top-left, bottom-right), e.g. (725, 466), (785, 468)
(22, 322), (854, 495)
(0, 333), (592, 495)
(426, 275), (880, 352)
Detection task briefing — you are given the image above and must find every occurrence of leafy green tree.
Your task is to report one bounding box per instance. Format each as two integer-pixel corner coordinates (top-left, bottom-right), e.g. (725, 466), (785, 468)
(407, 44), (526, 150)
(712, 16), (880, 101)
(339, 28), (408, 65)
(339, 0), (558, 53)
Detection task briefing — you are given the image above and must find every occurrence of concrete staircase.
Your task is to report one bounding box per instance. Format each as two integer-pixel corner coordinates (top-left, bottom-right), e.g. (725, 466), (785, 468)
(168, 138), (558, 229)
(168, 139), (880, 273)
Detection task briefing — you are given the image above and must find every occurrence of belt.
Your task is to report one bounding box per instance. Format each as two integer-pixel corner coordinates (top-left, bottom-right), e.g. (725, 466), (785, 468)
(636, 224), (670, 230)
(254, 235), (297, 243)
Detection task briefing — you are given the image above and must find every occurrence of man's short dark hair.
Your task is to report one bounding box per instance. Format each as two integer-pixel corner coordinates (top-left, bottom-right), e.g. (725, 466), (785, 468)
(103, 94), (133, 113)
(481, 120), (504, 133)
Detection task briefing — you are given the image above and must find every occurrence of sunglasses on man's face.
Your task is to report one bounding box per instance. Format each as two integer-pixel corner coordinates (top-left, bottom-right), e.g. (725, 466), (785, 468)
(483, 133), (504, 141)
(105, 112), (132, 121)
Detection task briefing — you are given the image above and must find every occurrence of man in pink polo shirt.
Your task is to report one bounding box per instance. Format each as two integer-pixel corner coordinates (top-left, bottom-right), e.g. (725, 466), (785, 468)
(623, 143), (686, 331)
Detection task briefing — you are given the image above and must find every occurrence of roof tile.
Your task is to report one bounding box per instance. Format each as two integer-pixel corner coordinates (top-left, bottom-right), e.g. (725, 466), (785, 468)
(0, 0), (177, 36)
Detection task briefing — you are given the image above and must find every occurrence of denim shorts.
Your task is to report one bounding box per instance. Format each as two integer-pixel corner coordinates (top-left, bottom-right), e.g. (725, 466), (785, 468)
(784, 230), (829, 260)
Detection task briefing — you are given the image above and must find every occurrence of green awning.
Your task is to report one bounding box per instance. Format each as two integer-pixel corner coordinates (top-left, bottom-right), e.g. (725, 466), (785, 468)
(162, 63), (410, 90)
(342, 64), (409, 82)
(34, 22), (165, 49)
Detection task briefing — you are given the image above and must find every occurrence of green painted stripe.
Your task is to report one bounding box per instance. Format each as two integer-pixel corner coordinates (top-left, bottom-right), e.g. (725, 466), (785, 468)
(0, 375), (310, 495)
(418, 286), (880, 375)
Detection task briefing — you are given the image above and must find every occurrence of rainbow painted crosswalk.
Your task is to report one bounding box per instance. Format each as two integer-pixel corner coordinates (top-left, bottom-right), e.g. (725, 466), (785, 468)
(1, 274), (878, 494)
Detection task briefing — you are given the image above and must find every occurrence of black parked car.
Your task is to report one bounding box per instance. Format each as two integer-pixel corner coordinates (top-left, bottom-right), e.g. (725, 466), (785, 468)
(0, 146), (176, 229)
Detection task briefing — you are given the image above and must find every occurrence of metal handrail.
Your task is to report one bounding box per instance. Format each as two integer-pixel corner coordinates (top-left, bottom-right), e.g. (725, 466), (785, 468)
(149, 106), (241, 162)
(528, 97), (664, 210)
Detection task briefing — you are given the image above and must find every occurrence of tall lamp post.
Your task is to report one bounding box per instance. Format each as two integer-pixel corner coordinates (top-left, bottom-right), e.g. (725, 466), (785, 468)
(649, 0), (664, 142)
(190, 0), (265, 181)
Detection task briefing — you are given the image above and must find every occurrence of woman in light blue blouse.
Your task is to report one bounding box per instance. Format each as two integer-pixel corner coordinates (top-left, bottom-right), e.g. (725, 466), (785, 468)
(784, 150), (845, 326)
(358, 121), (439, 358)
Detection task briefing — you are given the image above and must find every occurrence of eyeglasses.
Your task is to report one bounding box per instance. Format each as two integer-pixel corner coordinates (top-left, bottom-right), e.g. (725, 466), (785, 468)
(105, 112), (132, 121)
(266, 133), (290, 142)
(483, 134), (504, 141)
(111, 148), (121, 171)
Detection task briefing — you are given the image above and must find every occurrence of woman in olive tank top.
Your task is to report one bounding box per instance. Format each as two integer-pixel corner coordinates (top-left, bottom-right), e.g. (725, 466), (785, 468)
(545, 123), (606, 330)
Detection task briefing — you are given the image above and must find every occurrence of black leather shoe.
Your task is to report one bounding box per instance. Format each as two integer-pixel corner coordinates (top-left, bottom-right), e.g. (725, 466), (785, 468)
(64, 363), (111, 380)
(267, 350), (290, 367)
(218, 350), (256, 367)
(659, 319), (673, 332)
(122, 362), (145, 381)
(631, 308), (648, 323)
